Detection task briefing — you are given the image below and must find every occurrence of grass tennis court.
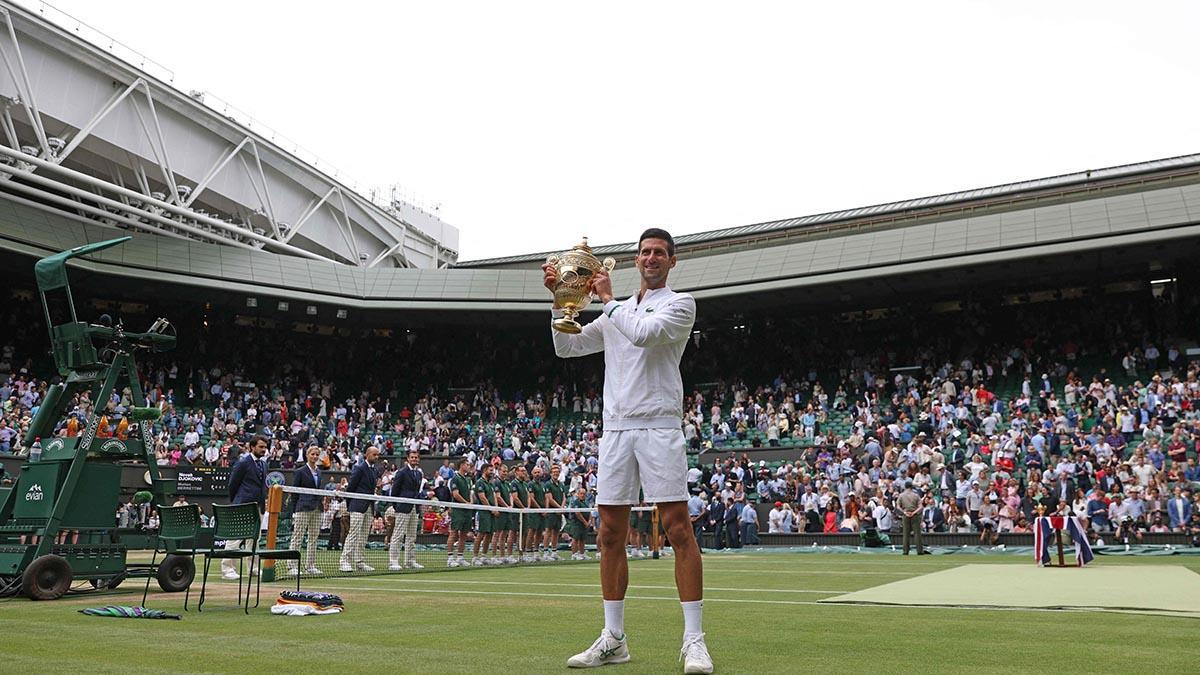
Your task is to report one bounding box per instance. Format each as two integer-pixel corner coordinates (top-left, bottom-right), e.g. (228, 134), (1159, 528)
(3, 552), (1198, 673)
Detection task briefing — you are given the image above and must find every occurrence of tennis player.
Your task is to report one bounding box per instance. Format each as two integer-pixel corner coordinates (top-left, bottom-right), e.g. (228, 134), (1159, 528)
(545, 228), (713, 673)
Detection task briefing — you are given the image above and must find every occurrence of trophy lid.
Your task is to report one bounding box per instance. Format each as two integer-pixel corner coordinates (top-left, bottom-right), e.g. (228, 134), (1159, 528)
(574, 237), (592, 253)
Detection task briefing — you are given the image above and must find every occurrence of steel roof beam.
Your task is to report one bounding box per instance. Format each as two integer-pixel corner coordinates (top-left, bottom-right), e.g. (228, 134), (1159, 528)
(0, 144), (333, 261)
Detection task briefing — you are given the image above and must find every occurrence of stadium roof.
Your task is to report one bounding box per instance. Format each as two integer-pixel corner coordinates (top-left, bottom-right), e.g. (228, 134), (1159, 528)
(2, 149), (1199, 318)
(455, 152), (1200, 267)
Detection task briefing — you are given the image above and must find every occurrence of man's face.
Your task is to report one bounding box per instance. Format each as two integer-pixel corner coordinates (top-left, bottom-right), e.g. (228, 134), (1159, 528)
(551, 466), (560, 480)
(251, 440), (268, 458)
(635, 238), (676, 287)
(407, 451), (420, 467)
(365, 447), (380, 463)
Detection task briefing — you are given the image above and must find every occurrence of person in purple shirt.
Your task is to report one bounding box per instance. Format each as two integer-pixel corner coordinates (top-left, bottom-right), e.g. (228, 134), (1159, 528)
(1105, 429), (1127, 458)
(1147, 446), (1165, 471)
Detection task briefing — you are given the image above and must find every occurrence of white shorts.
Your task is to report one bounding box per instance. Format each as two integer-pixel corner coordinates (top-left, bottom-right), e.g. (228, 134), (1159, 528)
(596, 428), (688, 505)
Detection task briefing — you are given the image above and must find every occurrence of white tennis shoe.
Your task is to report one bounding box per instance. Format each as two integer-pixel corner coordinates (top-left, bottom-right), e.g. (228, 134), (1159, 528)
(567, 629), (630, 668)
(680, 633), (713, 674)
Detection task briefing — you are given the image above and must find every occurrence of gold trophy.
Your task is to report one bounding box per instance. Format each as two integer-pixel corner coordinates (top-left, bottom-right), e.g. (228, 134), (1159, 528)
(546, 237), (616, 334)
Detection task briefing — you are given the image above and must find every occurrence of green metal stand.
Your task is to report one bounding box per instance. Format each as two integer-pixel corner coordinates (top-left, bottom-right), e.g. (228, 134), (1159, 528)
(0, 237), (182, 599)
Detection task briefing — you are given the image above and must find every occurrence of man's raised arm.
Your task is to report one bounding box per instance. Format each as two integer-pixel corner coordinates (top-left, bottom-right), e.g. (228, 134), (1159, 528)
(603, 294), (695, 348)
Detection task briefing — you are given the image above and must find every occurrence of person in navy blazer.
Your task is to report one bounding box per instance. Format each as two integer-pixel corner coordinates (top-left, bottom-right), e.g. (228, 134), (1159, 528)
(339, 446), (381, 572)
(388, 449), (426, 569)
(221, 436), (269, 580)
(1168, 487), (1193, 531)
(288, 445), (324, 575)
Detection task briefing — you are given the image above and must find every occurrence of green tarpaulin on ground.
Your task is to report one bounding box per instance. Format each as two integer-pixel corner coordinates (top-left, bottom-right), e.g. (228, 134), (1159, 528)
(819, 563), (1200, 618)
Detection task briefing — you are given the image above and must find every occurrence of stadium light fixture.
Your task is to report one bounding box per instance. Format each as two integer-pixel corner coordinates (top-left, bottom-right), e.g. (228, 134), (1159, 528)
(306, 305), (318, 316)
(1150, 277), (1176, 285)
(246, 297), (257, 308)
(277, 301), (289, 311)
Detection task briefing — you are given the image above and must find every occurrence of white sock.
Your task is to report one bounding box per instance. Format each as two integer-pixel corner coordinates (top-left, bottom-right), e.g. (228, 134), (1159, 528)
(604, 600), (625, 637)
(681, 600), (703, 638)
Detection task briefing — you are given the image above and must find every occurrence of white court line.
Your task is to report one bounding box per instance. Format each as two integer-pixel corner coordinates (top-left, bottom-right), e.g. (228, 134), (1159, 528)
(700, 557), (964, 565)
(626, 568), (912, 575)
(341, 577), (848, 594)
(343, 566), (909, 576)
(338, 566), (912, 577)
(310, 583), (1118, 615)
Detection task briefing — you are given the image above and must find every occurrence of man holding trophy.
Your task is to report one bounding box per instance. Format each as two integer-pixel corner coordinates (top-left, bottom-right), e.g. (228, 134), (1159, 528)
(543, 228), (713, 674)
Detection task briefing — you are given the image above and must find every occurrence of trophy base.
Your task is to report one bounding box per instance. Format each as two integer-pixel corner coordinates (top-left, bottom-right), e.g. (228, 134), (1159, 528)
(552, 317), (582, 334)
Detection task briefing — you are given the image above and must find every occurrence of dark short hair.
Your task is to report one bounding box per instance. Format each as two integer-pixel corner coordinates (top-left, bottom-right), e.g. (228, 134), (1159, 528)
(638, 227), (676, 257)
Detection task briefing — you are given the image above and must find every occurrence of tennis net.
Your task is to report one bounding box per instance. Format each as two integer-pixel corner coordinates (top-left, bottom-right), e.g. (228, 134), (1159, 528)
(268, 485), (657, 577)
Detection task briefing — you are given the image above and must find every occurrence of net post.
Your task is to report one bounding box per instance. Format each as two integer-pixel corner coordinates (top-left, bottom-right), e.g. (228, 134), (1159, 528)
(262, 484), (283, 582)
(651, 506), (661, 559)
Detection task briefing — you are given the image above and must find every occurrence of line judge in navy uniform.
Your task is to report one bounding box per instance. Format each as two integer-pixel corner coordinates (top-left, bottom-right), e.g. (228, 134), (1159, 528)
(221, 435), (269, 580)
(288, 445), (324, 575)
(388, 449), (426, 570)
(339, 445), (381, 572)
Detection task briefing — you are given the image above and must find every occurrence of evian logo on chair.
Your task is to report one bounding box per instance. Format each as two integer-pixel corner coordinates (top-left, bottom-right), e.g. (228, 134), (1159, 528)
(25, 483), (44, 501)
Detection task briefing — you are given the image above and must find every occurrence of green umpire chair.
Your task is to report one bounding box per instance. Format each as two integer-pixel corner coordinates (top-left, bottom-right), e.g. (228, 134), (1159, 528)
(141, 503), (201, 610)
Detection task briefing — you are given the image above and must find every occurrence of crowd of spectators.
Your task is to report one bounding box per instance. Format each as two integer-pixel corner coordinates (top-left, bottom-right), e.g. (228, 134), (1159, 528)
(669, 286), (1200, 547)
(3, 279), (1200, 549)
